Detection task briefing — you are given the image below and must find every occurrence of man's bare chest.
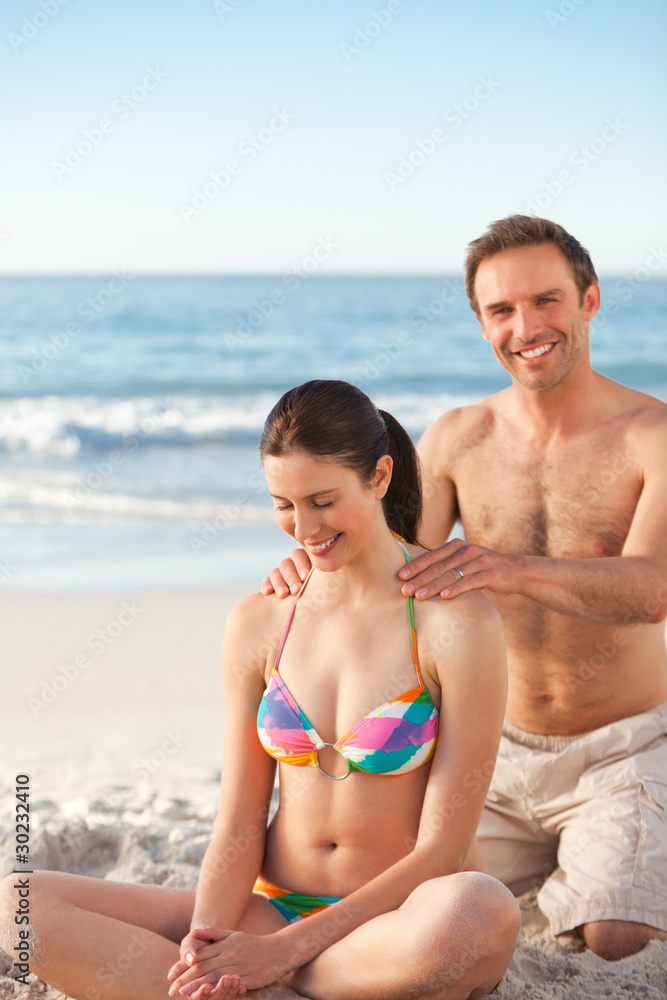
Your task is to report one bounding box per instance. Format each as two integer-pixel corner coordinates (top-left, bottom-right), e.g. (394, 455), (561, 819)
(453, 436), (641, 559)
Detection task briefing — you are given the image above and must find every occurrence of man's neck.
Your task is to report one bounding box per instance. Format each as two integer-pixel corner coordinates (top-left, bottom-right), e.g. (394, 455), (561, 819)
(510, 364), (606, 443)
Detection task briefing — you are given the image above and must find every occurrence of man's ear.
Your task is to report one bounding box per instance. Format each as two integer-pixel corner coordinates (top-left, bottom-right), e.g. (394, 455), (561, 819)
(583, 282), (601, 322)
(374, 454), (393, 500)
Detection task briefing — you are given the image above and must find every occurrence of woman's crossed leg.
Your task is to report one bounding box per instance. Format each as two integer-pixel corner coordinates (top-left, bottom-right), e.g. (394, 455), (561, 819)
(0, 869), (518, 1000)
(287, 872), (519, 1000)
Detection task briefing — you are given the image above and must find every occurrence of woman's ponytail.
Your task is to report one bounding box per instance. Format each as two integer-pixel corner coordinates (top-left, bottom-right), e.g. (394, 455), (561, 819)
(378, 409), (422, 545)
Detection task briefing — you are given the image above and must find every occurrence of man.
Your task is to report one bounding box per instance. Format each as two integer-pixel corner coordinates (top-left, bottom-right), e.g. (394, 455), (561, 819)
(264, 216), (667, 961)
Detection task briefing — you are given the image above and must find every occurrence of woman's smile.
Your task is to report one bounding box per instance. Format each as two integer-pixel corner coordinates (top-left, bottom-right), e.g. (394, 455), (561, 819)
(304, 533), (342, 556)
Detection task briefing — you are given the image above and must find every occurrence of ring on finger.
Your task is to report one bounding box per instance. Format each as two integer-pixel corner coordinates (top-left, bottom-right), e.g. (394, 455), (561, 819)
(453, 567), (464, 580)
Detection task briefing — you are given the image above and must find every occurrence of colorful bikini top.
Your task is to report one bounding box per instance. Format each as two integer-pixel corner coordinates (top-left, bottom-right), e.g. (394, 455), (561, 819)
(256, 540), (440, 779)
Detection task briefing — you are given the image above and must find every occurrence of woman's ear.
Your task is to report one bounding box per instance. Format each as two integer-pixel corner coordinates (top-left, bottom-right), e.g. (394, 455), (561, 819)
(374, 455), (393, 500)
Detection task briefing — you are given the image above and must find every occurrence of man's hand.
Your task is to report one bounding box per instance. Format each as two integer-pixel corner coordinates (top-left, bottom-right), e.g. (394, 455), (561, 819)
(261, 548), (312, 598)
(399, 538), (524, 600)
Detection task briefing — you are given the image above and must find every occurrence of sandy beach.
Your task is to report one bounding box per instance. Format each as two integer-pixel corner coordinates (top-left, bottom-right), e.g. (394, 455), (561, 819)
(2, 588), (666, 999)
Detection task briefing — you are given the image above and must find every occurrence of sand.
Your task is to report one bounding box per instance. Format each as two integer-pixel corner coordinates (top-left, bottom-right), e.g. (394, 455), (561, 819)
(2, 589), (666, 999)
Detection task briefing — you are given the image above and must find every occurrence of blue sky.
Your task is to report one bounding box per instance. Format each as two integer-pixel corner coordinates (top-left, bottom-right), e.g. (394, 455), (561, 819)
(1, 0), (665, 273)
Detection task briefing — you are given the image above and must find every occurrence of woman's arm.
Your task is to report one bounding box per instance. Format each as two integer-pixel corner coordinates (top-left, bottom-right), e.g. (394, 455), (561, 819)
(190, 594), (278, 930)
(167, 595), (280, 994)
(170, 594), (507, 991)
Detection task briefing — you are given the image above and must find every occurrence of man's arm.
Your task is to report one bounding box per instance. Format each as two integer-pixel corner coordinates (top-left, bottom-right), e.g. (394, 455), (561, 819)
(401, 544), (667, 625)
(402, 422), (667, 627)
(416, 413), (460, 549)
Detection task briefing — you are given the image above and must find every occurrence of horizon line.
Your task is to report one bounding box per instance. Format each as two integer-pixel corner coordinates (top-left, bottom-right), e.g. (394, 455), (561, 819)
(0, 271), (663, 280)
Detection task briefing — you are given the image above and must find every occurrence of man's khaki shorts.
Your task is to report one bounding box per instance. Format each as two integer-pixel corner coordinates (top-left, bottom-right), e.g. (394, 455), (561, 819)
(477, 699), (667, 936)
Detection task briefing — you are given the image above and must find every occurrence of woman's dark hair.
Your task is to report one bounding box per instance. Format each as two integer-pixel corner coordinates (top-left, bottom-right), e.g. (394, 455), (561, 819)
(260, 380), (422, 544)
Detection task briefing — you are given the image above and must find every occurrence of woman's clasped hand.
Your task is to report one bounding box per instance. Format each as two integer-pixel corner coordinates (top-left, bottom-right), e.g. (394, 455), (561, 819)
(168, 925), (300, 996)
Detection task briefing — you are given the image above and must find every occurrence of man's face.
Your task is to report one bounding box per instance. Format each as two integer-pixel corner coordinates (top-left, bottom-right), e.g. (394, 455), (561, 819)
(474, 244), (600, 392)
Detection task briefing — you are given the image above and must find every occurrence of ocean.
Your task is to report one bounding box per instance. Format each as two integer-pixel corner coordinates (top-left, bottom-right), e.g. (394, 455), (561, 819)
(1, 274), (665, 592)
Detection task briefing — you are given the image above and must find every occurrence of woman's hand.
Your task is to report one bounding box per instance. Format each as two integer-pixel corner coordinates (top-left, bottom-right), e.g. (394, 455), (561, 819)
(168, 926), (294, 996)
(169, 927), (245, 998)
(168, 927), (213, 988)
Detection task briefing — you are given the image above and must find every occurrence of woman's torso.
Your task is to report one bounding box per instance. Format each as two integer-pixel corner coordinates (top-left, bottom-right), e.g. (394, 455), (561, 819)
(257, 548), (442, 896)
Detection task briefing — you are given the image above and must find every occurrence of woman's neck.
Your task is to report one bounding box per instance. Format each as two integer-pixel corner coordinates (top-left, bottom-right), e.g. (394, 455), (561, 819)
(309, 519), (408, 603)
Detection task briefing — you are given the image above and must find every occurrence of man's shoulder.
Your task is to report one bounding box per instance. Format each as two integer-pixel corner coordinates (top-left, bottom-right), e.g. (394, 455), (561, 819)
(624, 389), (667, 468)
(625, 387), (667, 425)
(419, 389), (510, 468)
(604, 375), (666, 410)
(604, 377), (667, 439)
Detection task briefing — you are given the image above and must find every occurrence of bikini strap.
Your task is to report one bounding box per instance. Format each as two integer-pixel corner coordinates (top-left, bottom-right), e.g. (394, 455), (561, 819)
(394, 539), (424, 688)
(273, 566), (314, 672)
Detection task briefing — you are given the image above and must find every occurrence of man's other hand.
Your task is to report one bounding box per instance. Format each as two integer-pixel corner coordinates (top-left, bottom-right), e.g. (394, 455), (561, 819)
(261, 548), (312, 598)
(399, 538), (523, 599)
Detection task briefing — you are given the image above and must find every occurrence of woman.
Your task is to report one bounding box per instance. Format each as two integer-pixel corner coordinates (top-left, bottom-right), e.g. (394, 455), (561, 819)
(0, 380), (519, 1000)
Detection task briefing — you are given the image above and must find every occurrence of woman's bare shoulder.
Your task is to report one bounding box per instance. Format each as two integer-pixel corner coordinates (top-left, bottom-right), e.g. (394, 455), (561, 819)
(415, 589), (501, 643)
(413, 587), (504, 688)
(223, 591), (292, 686)
(226, 590), (288, 633)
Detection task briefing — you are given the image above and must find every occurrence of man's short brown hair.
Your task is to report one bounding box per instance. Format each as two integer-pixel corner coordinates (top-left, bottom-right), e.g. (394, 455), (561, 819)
(464, 214), (598, 313)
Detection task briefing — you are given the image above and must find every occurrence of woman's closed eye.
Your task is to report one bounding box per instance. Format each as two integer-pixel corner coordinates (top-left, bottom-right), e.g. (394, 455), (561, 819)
(275, 500), (334, 511)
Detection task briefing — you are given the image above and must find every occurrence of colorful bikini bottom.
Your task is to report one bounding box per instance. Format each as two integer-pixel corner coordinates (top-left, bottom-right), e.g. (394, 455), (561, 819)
(253, 875), (342, 923)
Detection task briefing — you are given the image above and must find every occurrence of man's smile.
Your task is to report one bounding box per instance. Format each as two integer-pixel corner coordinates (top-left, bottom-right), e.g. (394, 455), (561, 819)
(513, 342), (557, 360)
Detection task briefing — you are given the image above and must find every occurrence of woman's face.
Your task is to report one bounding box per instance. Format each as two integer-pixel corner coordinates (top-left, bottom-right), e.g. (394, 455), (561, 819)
(263, 450), (392, 571)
